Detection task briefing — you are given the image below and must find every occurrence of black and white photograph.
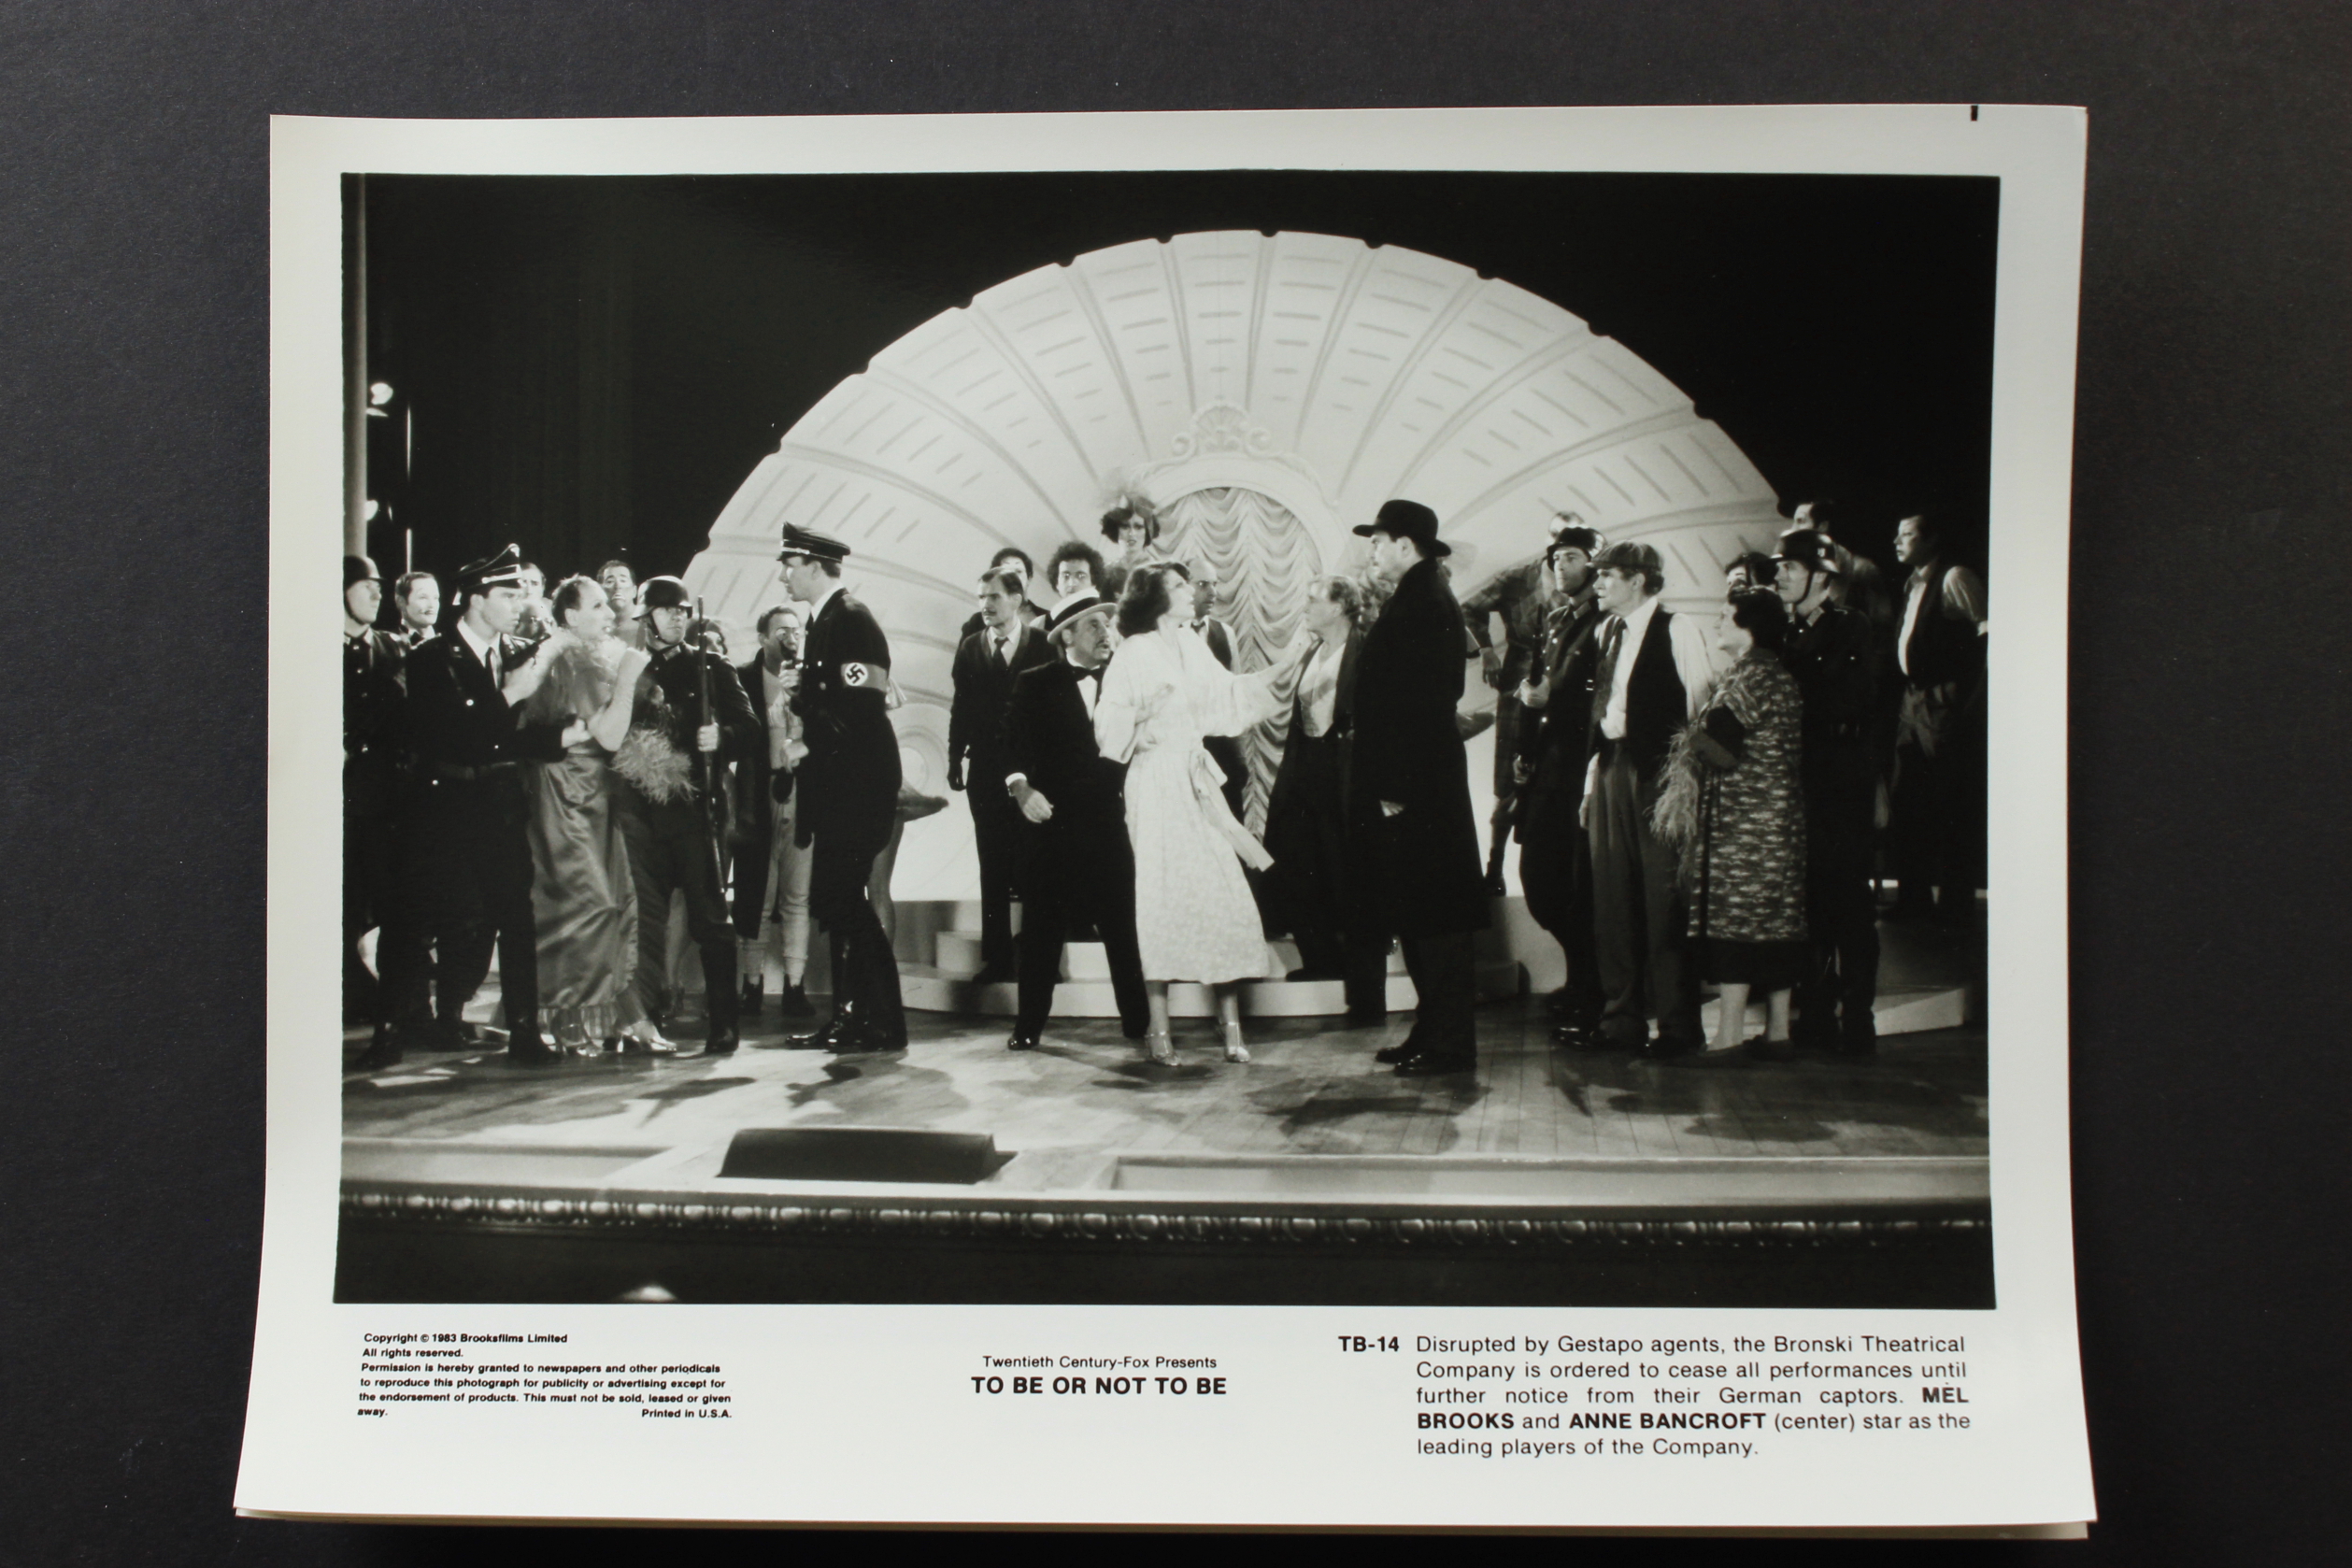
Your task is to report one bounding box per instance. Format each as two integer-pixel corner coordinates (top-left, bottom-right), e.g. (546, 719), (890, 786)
(331, 157), (2001, 1309)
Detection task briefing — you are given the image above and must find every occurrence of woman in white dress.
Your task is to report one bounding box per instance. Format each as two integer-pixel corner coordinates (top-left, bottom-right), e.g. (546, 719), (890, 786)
(1094, 564), (1313, 1065)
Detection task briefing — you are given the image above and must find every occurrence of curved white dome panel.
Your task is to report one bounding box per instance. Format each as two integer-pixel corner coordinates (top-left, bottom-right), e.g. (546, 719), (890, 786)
(685, 231), (1786, 901)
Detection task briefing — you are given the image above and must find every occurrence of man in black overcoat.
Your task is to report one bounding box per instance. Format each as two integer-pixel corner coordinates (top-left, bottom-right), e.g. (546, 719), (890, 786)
(1774, 525), (1883, 1055)
(1507, 525), (1610, 1044)
(1000, 594), (1150, 1048)
(344, 555), (406, 1025)
(1262, 575), (1385, 1021)
(361, 545), (563, 1070)
(777, 524), (907, 1053)
(948, 564), (1057, 983)
(1347, 500), (1490, 1076)
(611, 577), (760, 1057)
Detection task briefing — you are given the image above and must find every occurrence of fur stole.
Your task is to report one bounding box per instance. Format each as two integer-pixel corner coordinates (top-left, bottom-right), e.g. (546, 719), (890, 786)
(612, 678), (694, 804)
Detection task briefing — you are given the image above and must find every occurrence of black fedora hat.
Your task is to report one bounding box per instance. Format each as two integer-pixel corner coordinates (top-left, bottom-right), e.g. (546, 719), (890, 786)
(1351, 498), (1451, 557)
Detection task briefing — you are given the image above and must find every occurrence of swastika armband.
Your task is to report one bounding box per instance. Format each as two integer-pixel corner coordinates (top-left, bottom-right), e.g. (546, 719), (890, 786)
(838, 661), (888, 690)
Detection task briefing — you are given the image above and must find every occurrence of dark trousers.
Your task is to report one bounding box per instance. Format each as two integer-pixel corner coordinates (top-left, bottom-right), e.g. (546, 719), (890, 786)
(378, 779), (541, 1043)
(1587, 747), (1702, 1048)
(969, 778), (1022, 971)
(1016, 820), (1149, 1037)
(344, 776), (396, 1020)
(1266, 740), (1388, 1015)
(1797, 799), (1881, 1043)
(615, 790), (737, 1033)
(1891, 714), (1986, 914)
(1400, 930), (1477, 1050)
(810, 806), (904, 1034)
(1520, 799), (1604, 1030)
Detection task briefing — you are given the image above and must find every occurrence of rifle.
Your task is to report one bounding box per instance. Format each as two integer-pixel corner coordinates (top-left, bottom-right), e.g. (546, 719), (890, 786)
(692, 596), (727, 886)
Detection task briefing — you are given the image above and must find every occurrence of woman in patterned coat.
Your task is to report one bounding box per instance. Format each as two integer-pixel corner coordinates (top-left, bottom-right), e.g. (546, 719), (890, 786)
(1653, 586), (1808, 1059)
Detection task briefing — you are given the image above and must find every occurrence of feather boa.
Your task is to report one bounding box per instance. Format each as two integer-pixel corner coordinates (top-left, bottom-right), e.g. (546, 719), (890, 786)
(612, 725), (694, 804)
(1650, 717), (1710, 873)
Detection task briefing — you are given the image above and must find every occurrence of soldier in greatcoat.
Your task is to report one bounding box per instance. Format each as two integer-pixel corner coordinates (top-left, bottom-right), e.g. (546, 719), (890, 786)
(776, 525), (906, 1053)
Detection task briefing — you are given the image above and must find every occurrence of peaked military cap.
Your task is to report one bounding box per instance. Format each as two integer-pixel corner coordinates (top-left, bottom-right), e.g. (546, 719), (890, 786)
(776, 524), (852, 564)
(452, 543), (528, 593)
(638, 575), (693, 612)
(1352, 498), (1451, 557)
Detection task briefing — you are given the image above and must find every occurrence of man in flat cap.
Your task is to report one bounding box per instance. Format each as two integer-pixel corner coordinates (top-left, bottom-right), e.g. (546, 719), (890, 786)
(1348, 500), (1489, 1076)
(1581, 538), (1715, 1059)
(1000, 593), (1151, 1049)
(361, 544), (565, 1070)
(607, 575), (760, 1057)
(343, 555), (406, 1024)
(1774, 523), (1883, 1056)
(777, 525), (907, 1053)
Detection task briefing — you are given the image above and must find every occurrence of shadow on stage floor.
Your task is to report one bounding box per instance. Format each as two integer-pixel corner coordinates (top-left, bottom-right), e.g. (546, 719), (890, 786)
(335, 997), (1991, 1309)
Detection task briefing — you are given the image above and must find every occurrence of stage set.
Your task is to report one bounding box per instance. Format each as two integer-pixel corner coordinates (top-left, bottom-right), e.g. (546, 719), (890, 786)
(340, 187), (1995, 1306)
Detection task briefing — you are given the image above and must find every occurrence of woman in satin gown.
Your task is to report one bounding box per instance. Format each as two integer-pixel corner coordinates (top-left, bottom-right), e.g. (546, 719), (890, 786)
(1094, 564), (1314, 1066)
(519, 577), (650, 1051)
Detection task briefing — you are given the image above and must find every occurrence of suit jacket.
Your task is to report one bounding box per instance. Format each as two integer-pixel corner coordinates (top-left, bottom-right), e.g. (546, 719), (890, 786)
(1347, 558), (1487, 935)
(1002, 659), (1126, 840)
(792, 588), (901, 842)
(949, 620), (1056, 791)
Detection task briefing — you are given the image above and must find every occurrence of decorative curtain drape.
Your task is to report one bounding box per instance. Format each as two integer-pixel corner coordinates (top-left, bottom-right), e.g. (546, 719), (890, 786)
(1157, 487), (1322, 835)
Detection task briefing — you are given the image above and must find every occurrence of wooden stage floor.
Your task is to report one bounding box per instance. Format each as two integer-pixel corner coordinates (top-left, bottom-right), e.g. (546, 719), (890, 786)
(343, 1001), (1988, 1197)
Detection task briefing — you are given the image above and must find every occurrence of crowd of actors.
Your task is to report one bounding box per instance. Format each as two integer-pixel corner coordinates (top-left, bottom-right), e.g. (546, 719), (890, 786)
(343, 532), (918, 1068)
(341, 486), (1983, 1078)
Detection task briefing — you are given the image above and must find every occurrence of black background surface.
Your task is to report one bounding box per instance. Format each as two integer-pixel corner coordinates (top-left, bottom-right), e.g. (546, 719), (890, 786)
(2, 3), (2345, 1563)
(359, 170), (1994, 587)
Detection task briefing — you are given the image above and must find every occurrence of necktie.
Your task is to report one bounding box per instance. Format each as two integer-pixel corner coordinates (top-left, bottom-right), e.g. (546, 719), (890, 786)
(1590, 618), (1624, 727)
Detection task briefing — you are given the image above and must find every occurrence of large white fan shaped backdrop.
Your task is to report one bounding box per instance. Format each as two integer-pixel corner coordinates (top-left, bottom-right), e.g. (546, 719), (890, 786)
(685, 231), (1784, 900)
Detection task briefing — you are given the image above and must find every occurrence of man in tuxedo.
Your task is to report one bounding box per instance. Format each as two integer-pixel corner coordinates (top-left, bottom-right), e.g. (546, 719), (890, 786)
(1507, 525), (1610, 1044)
(611, 576), (760, 1058)
(732, 603), (816, 1020)
(1263, 575), (1385, 1022)
(344, 555), (406, 1025)
(949, 564), (1058, 983)
(1161, 558), (1248, 818)
(392, 570), (439, 647)
(361, 545), (563, 1070)
(1582, 540), (1715, 1058)
(778, 524), (906, 1053)
(1000, 594), (1150, 1049)
(1348, 500), (1490, 1076)
(1775, 525), (1885, 1054)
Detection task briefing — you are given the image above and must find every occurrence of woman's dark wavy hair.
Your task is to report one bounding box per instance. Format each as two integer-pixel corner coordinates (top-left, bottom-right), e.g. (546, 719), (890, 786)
(551, 575), (605, 627)
(1100, 503), (1158, 548)
(1728, 586), (1790, 653)
(1117, 563), (1176, 638)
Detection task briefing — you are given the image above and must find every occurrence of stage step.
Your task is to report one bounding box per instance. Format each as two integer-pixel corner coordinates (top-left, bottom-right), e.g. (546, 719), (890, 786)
(934, 929), (1404, 980)
(1699, 983), (1971, 1040)
(900, 958), (1523, 1019)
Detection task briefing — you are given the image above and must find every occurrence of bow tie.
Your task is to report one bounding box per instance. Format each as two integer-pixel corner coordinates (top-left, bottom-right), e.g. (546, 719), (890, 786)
(1077, 666), (1102, 684)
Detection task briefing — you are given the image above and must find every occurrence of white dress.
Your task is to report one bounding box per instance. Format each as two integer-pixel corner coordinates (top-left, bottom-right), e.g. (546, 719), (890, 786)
(1094, 625), (1284, 984)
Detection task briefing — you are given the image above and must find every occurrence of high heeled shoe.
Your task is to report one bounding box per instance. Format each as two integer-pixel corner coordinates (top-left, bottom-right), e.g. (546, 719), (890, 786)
(1220, 1022), (1250, 1064)
(1144, 1030), (1179, 1066)
(615, 1019), (677, 1056)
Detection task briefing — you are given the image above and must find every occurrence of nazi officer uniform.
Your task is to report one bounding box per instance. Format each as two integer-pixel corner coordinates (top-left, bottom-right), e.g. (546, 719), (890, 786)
(363, 545), (564, 1069)
(345, 563), (408, 1024)
(782, 526), (907, 1052)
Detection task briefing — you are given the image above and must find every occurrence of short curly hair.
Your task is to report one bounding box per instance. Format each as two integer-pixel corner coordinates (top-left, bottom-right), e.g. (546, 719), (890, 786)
(1117, 563), (1176, 638)
(1046, 539), (1106, 591)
